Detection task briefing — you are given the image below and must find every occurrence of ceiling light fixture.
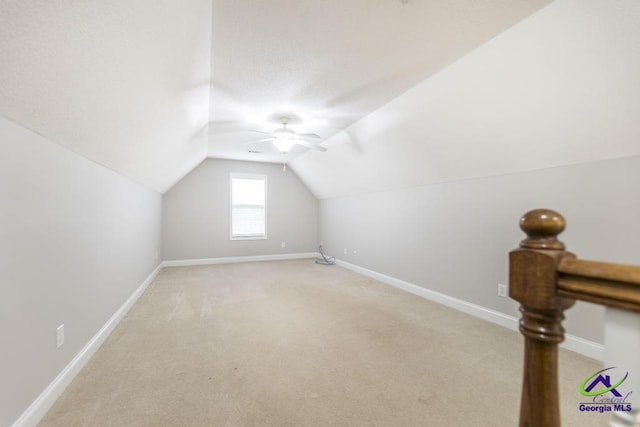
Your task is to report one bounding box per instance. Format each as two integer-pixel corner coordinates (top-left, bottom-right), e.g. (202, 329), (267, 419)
(272, 134), (297, 153)
(271, 119), (297, 153)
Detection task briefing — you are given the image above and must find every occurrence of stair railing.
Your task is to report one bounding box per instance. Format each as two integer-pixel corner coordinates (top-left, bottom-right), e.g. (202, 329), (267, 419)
(509, 209), (640, 426)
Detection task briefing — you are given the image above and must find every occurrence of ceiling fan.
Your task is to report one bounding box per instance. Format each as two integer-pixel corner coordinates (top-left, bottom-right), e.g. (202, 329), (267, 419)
(248, 117), (327, 153)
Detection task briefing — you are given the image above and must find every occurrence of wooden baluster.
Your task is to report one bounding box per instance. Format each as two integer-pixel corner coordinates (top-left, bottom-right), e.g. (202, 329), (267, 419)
(509, 209), (576, 427)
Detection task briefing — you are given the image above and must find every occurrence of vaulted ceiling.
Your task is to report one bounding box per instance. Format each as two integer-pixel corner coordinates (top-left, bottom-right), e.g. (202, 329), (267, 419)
(0, 0), (554, 193)
(207, 0), (552, 164)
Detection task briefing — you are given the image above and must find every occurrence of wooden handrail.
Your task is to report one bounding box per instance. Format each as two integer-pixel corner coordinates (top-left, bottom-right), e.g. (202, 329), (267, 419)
(558, 258), (640, 312)
(509, 209), (640, 427)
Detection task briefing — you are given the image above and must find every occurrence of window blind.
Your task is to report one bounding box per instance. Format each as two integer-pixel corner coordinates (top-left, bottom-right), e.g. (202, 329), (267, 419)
(230, 175), (266, 238)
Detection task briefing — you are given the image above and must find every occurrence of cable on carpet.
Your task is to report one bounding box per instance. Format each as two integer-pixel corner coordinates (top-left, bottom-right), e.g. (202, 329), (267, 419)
(315, 245), (336, 265)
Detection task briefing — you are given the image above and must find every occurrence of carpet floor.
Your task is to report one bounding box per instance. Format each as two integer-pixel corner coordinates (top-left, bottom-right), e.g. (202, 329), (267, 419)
(40, 259), (605, 426)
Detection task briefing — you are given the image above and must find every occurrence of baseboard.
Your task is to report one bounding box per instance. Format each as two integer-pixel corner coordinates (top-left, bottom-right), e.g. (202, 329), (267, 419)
(12, 256), (604, 427)
(162, 252), (320, 267)
(336, 259), (604, 361)
(11, 263), (163, 427)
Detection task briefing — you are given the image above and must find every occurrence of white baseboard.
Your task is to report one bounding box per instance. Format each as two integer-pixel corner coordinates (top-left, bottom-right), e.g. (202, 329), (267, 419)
(162, 252), (320, 267)
(13, 255), (603, 427)
(13, 253), (320, 426)
(336, 259), (604, 361)
(12, 263), (163, 427)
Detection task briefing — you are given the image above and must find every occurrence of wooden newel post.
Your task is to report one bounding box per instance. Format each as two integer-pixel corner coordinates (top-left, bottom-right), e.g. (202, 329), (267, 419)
(509, 209), (576, 427)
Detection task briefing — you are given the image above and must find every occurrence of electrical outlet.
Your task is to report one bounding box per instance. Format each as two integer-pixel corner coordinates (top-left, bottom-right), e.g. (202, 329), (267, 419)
(56, 324), (64, 348)
(498, 283), (507, 297)
(352, 249), (358, 256)
(343, 248), (348, 255)
(281, 242), (286, 248)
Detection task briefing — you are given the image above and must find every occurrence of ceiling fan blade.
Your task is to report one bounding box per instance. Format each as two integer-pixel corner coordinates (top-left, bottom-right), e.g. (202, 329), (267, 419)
(242, 138), (274, 144)
(295, 139), (327, 152)
(249, 129), (274, 135)
(295, 132), (320, 139)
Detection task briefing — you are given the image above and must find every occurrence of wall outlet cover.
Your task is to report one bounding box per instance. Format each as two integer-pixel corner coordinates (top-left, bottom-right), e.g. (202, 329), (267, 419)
(498, 283), (507, 297)
(56, 324), (64, 348)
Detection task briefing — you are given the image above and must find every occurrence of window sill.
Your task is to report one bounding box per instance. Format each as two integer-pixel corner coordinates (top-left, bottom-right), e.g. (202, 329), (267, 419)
(230, 236), (268, 241)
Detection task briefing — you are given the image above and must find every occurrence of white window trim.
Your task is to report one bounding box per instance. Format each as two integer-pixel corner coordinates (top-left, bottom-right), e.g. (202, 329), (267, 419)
(229, 173), (268, 241)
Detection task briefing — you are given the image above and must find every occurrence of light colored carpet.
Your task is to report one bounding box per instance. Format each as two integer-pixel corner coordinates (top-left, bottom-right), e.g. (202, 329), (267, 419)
(40, 259), (605, 426)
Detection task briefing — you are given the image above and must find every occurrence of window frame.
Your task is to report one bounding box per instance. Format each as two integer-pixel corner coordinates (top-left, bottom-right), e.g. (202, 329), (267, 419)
(229, 173), (268, 241)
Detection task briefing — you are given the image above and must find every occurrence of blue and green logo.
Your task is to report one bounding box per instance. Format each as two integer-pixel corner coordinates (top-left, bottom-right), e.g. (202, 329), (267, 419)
(578, 367), (633, 414)
(580, 367), (628, 397)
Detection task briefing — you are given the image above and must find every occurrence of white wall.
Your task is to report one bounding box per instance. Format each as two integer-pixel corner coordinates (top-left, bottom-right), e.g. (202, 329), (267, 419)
(286, 0), (640, 350)
(320, 155), (640, 345)
(0, 117), (162, 427)
(162, 159), (318, 261)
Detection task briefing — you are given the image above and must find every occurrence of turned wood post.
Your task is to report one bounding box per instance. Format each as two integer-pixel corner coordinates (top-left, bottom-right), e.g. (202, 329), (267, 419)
(509, 209), (576, 427)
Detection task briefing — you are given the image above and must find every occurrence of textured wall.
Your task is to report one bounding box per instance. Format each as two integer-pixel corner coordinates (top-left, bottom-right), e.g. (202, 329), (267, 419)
(319, 155), (640, 345)
(162, 159), (318, 260)
(0, 117), (162, 427)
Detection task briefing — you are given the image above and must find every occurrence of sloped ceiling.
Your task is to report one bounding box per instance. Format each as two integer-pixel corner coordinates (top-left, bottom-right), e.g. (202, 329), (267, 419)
(290, 0), (640, 199)
(0, 0), (212, 193)
(207, 0), (552, 164)
(0, 0), (552, 193)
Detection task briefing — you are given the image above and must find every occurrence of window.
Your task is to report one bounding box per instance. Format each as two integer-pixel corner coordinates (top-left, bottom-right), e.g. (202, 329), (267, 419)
(230, 174), (267, 239)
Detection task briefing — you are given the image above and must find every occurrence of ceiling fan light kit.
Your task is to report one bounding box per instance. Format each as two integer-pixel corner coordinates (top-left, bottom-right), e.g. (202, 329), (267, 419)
(272, 136), (297, 153)
(246, 115), (326, 155)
